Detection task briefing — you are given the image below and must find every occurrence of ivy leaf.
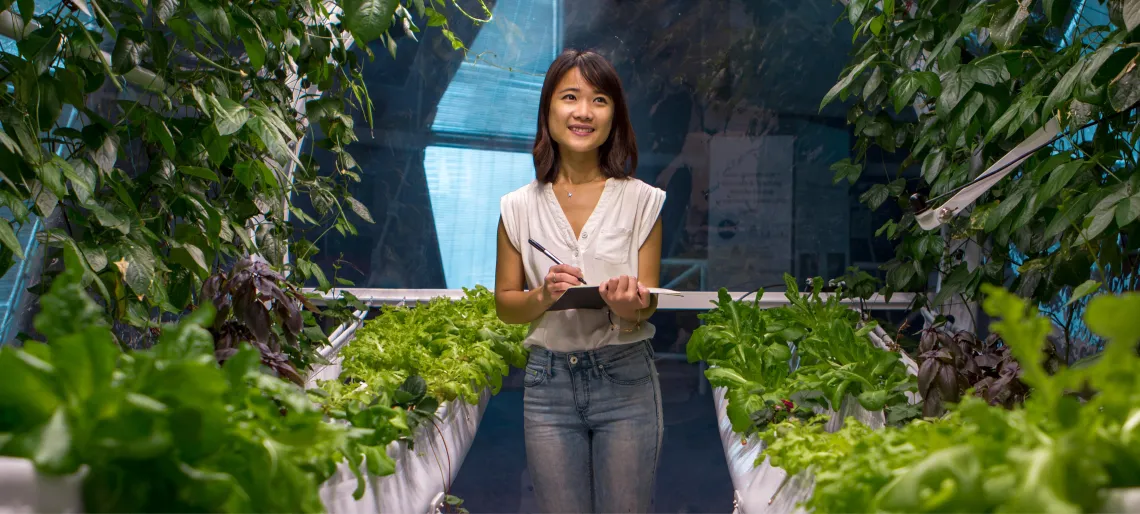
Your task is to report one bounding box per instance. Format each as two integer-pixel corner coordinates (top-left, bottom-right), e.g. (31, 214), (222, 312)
(207, 96), (249, 136)
(988, 0), (1030, 50)
(342, 0), (398, 44)
(821, 54), (875, 111)
(1066, 280), (1101, 306)
(346, 196), (374, 223)
(1107, 58), (1140, 113)
(179, 166), (220, 182)
(0, 220), (25, 260)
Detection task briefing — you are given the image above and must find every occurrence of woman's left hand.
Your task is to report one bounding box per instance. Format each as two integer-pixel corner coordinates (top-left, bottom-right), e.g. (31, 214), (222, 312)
(599, 275), (650, 319)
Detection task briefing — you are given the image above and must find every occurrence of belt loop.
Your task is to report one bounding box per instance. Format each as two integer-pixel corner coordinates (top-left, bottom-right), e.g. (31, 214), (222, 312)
(546, 349), (554, 377)
(644, 339), (655, 359)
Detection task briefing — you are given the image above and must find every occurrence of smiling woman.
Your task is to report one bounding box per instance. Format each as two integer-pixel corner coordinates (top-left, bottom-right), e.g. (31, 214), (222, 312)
(494, 49), (667, 513)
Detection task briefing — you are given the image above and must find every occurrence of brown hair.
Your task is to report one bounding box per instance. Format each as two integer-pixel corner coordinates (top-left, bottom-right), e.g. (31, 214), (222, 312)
(533, 49), (638, 183)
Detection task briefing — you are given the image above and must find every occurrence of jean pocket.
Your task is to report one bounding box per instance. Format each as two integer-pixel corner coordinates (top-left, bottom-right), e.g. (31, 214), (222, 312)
(598, 349), (652, 386)
(523, 361), (548, 388)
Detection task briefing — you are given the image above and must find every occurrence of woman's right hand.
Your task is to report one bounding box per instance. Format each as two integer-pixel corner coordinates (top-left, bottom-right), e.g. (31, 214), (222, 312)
(539, 264), (585, 305)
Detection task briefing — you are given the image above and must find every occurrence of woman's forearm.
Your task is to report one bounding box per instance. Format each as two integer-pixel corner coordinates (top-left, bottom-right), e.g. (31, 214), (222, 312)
(495, 288), (553, 325)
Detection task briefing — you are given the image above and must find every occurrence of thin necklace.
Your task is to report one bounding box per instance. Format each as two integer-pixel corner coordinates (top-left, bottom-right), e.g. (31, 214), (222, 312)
(559, 175), (604, 198)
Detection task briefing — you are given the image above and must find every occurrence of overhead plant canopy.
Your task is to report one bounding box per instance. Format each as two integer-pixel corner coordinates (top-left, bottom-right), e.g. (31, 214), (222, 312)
(825, 0), (1139, 349)
(0, 0), (484, 347)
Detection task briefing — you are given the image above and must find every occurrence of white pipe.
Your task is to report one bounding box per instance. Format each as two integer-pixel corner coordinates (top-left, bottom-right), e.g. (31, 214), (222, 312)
(299, 288), (918, 311)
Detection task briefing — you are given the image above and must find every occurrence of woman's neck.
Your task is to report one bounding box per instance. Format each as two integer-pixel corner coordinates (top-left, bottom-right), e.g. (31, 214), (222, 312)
(558, 150), (604, 185)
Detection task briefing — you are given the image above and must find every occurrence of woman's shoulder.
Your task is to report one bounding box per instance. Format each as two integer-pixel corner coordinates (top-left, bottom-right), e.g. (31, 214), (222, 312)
(616, 177), (666, 202)
(500, 180), (544, 208)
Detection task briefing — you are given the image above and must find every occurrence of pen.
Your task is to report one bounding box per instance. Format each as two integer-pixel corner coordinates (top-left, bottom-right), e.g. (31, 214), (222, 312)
(527, 238), (586, 285)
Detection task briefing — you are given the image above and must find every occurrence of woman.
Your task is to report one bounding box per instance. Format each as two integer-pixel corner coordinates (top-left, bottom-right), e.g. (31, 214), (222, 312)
(495, 49), (666, 513)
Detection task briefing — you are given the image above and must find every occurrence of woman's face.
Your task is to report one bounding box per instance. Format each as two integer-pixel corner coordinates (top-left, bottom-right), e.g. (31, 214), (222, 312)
(547, 66), (614, 158)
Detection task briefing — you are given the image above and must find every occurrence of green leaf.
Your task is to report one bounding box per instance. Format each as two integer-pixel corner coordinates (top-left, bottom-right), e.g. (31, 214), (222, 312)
(1044, 56), (1085, 117)
(207, 96), (249, 136)
(938, 71), (974, 114)
(189, 0), (232, 40)
(111, 30), (144, 75)
(364, 445), (396, 476)
(167, 17), (195, 45)
(171, 242), (209, 275)
(113, 243), (157, 298)
(89, 204), (130, 234)
(179, 166), (220, 182)
(156, 0), (180, 24)
(1037, 159), (1084, 204)
(988, 0), (1030, 50)
(860, 184), (891, 210)
(1107, 57), (1140, 112)
(33, 408), (72, 471)
(963, 54), (1011, 86)
(1043, 0), (1069, 24)
(890, 72), (939, 113)
(821, 55), (875, 111)
(848, 0), (871, 26)
(1119, 0), (1140, 32)
(1116, 191), (1140, 227)
(342, 0), (399, 44)
(233, 161), (257, 189)
(830, 158), (863, 185)
(147, 116), (177, 158)
(933, 265), (972, 306)
(346, 196), (374, 223)
(246, 116), (299, 166)
(1066, 280), (1101, 306)
(239, 27), (267, 69)
(0, 221), (25, 260)
(922, 149), (946, 184)
(1085, 293), (1140, 346)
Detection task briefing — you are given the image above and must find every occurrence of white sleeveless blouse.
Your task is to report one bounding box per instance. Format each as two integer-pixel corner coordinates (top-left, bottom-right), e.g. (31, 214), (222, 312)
(499, 177), (667, 352)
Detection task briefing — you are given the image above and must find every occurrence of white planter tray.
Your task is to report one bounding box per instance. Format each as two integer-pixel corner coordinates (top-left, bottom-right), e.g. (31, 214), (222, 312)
(310, 317), (490, 514)
(0, 457), (84, 514)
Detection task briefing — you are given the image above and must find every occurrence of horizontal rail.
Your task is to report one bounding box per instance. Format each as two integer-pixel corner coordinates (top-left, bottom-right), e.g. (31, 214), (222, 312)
(301, 288), (917, 311)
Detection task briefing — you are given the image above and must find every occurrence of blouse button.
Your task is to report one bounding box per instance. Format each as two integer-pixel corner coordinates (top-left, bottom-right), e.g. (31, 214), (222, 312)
(582, 231), (588, 238)
(573, 250), (579, 257)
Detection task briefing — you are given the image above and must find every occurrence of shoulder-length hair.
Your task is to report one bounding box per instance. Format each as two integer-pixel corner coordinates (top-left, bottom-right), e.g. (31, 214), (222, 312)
(533, 49), (638, 183)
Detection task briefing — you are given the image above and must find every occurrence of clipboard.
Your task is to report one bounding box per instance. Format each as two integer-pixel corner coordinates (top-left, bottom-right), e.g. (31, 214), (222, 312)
(548, 286), (683, 312)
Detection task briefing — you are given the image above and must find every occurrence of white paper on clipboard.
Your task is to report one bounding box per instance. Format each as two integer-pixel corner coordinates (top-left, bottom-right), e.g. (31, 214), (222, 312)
(916, 117), (1062, 231)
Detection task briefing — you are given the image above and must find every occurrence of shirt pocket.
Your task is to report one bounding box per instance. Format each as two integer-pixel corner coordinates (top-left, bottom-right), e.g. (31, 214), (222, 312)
(594, 226), (633, 264)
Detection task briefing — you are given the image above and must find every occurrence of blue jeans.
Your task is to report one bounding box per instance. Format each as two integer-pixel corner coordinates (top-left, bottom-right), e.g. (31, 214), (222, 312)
(522, 340), (663, 513)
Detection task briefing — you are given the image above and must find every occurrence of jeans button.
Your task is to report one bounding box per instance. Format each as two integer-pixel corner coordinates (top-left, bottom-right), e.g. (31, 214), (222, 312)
(569, 356), (578, 365)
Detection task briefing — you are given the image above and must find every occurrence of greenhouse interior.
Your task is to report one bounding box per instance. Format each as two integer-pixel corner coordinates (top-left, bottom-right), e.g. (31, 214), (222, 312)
(1, 0), (1139, 512)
